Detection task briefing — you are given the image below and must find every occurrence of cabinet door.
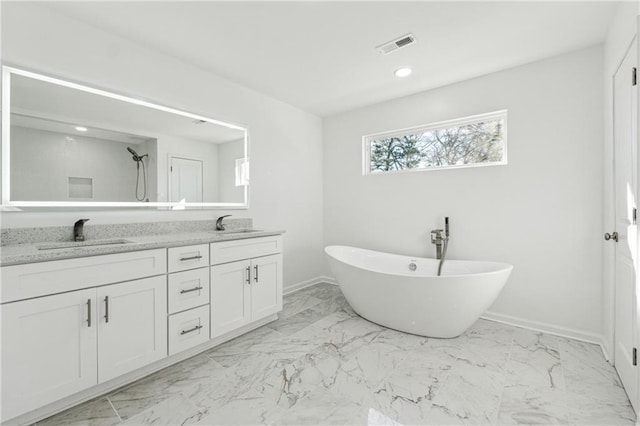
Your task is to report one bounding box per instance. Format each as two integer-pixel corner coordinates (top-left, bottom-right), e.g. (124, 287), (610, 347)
(1, 289), (97, 422)
(210, 260), (251, 337)
(251, 254), (283, 321)
(97, 276), (167, 382)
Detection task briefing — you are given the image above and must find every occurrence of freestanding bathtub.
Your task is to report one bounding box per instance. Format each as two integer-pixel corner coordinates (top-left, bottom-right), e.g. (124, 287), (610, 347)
(325, 245), (513, 338)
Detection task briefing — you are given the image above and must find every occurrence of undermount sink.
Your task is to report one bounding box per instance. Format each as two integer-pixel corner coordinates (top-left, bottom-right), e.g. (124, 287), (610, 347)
(36, 239), (135, 251)
(219, 229), (262, 235)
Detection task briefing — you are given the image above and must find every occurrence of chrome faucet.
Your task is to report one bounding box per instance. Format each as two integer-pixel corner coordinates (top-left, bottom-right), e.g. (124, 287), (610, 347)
(430, 229), (446, 259)
(216, 215), (231, 231)
(430, 217), (450, 276)
(74, 219), (90, 241)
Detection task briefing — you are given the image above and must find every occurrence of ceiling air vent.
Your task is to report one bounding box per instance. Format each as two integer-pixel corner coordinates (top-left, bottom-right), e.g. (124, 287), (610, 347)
(376, 33), (416, 55)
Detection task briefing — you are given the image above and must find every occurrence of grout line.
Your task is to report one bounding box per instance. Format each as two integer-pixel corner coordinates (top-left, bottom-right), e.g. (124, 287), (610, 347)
(106, 396), (124, 423)
(556, 340), (572, 424)
(491, 330), (514, 425)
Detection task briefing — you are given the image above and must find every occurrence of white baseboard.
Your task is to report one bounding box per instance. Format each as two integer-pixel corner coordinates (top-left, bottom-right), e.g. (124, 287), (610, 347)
(285, 282), (612, 361)
(284, 276), (337, 295)
(481, 310), (609, 360)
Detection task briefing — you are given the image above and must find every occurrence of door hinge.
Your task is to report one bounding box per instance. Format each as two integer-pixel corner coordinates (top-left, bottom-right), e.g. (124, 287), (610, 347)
(634, 347), (637, 366)
(634, 207), (637, 224)
(170, 166), (173, 172)
(633, 67), (637, 86)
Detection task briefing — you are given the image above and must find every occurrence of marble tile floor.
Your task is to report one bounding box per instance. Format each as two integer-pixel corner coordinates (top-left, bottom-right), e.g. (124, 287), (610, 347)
(37, 283), (635, 426)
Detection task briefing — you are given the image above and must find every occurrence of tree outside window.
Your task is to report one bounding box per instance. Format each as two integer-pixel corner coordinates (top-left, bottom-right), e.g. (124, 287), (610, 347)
(366, 111), (507, 174)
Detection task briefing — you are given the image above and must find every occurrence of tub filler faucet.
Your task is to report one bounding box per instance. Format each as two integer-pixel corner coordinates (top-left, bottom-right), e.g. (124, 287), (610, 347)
(431, 229), (445, 259)
(430, 217), (450, 276)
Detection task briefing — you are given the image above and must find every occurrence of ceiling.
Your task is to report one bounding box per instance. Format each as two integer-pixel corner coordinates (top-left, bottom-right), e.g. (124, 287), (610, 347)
(43, 1), (619, 117)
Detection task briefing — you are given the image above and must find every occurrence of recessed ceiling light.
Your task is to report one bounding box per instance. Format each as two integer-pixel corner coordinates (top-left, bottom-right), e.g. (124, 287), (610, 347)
(75, 126), (88, 132)
(394, 67), (412, 78)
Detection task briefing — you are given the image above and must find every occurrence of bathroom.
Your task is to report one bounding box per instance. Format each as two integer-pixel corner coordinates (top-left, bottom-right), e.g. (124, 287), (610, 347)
(0, 1), (637, 425)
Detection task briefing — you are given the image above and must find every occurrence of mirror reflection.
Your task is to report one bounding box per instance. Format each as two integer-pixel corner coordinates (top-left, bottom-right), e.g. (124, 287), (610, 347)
(4, 68), (249, 207)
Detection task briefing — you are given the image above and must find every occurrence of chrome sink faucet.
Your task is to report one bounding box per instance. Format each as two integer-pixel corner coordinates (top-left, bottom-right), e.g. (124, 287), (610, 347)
(216, 215), (231, 231)
(74, 219), (90, 241)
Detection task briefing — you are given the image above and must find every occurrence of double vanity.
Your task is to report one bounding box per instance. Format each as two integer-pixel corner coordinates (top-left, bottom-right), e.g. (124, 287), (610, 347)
(0, 220), (284, 424)
(0, 65), (279, 424)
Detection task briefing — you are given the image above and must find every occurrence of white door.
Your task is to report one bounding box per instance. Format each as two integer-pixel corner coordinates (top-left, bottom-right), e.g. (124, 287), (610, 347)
(613, 38), (638, 412)
(210, 260), (251, 337)
(97, 276), (167, 382)
(169, 156), (203, 203)
(251, 254), (283, 321)
(0, 289), (97, 421)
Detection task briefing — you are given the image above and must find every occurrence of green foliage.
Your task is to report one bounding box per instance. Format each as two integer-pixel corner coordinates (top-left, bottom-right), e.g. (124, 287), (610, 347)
(369, 119), (504, 173)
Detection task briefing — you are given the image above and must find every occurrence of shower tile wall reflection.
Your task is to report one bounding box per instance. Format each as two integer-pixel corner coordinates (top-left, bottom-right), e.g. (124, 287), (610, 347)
(37, 283), (635, 426)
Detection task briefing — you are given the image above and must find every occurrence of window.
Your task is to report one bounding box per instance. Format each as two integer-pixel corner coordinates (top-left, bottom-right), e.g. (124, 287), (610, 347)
(363, 110), (507, 175)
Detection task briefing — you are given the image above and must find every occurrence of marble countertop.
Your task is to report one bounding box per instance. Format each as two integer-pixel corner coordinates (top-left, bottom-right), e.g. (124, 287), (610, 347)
(0, 229), (284, 267)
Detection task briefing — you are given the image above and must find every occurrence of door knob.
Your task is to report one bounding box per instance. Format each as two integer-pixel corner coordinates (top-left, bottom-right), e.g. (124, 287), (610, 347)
(604, 232), (619, 242)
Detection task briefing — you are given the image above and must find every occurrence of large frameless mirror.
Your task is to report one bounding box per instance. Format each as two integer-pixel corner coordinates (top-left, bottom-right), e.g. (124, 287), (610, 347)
(1, 66), (249, 209)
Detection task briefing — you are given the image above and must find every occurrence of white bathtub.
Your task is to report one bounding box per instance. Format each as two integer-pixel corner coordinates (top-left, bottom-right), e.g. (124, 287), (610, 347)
(325, 245), (513, 338)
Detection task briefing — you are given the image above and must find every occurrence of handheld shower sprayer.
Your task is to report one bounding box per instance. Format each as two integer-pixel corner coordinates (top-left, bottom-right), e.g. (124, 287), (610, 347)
(125, 147), (148, 201)
(445, 217), (450, 238)
(126, 147), (147, 162)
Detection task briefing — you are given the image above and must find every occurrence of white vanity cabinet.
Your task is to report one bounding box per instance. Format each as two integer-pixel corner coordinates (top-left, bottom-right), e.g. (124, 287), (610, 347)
(0, 249), (168, 422)
(0, 235), (284, 424)
(210, 236), (283, 338)
(0, 289), (98, 421)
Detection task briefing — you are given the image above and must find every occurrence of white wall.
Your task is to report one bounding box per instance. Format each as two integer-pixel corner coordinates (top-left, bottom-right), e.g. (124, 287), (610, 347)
(218, 139), (245, 203)
(10, 126), (140, 202)
(142, 138), (158, 203)
(603, 4), (639, 356)
(0, 3), (325, 289)
(323, 46), (604, 339)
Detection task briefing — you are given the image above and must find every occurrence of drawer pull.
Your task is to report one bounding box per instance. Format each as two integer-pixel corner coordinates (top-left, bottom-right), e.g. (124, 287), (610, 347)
(180, 286), (203, 294)
(104, 296), (109, 323)
(180, 324), (203, 335)
(87, 299), (92, 327)
(179, 255), (203, 262)
(254, 265), (259, 283)
(246, 266), (251, 284)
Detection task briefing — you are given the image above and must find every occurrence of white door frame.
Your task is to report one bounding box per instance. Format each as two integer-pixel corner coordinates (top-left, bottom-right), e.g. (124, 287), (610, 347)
(607, 23), (640, 412)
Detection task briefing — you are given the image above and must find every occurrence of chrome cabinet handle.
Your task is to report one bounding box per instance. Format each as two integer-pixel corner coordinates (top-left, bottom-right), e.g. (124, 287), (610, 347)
(104, 296), (109, 323)
(180, 286), (203, 294)
(180, 324), (203, 335)
(254, 265), (259, 283)
(246, 266), (251, 284)
(180, 255), (203, 261)
(604, 232), (619, 242)
(87, 299), (92, 327)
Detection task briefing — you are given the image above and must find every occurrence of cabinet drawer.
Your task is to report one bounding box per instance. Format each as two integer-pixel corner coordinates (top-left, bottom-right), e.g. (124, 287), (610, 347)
(168, 268), (210, 314)
(1, 249), (167, 304)
(210, 236), (282, 265)
(167, 244), (209, 273)
(168, 305), (210, 356)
